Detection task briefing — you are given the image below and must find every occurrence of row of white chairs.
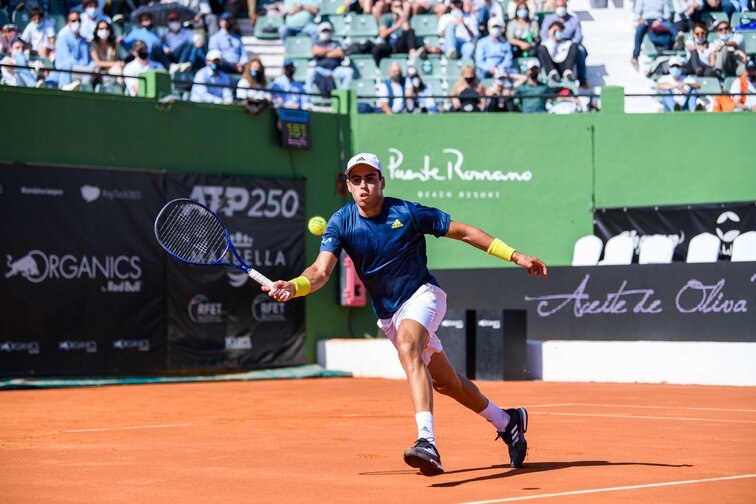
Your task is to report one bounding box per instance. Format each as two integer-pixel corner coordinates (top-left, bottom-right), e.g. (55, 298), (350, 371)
(572, 231), (756, 266)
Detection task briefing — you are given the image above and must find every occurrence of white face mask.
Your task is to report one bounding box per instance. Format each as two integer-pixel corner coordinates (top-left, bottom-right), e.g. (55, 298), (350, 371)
(411, 77), (421, 87)
(489, 27), (502, 38)
(85, 7), (97, 18)
(555, 6), (567, 16)
(70, 21), (80, 33)
(97, 28), (110, 39)
(318, 31), (331, 42)
(169, 21), (181, 32)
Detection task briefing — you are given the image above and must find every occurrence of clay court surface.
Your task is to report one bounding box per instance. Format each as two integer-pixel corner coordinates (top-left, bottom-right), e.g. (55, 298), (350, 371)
(1, 378), (755, 503)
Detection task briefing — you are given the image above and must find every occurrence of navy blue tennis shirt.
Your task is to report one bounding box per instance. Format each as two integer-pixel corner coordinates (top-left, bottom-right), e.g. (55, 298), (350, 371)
(320, 197), (451, 319)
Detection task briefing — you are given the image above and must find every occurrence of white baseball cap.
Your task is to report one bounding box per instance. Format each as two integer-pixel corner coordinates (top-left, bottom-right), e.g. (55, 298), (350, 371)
(206, 49), (222, 61)
(345, 152), (383, 176)
(668, 56), (684, 67)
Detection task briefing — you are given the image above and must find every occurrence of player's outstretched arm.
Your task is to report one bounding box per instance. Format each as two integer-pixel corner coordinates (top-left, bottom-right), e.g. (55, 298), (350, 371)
(263, 251), (339, 301)
(445, 221), (548, 278)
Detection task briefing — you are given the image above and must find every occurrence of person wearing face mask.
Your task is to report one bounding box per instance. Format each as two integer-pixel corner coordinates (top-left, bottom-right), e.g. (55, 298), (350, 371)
(20, 8), (56, 59)
(124, 13), (162, 57)
(672, 0), (703, 34)
(657, 56), (700, 112)
(512, 58), (553, 113)
(371, 0), (422, 64)
(485, 66), (517, 112)
(54, 13), (94, 88)
(474, 17), (514, 80)
(189, 49), (234, 104)
(162, 11), (197, 74)
(1, 38), (37, 87)
(540, 0), (589, 87)
(437, 0), (479, 61)
(79, 0), (111, 43)
(536, 20), (577, 81)
(709, 21), (747, 77)
(376, 61), (408, 114)
(90, 19), (125, 87)
(683, 23), (716, 77)
(506, 0), (540, 59)
(208, 12), (250, 74)
(722, 56), (756, 112)
(270, 59), (312, 109)
(237, 57), (271, 103)
(405, 67), (438, 113)
(304, 22), (354, 96)
(123, 40), (166, 96)
(450, 64), (487, 111)
(630, 0), (678, 71)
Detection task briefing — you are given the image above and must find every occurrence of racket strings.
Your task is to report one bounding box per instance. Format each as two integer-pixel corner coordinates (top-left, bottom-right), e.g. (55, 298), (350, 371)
(157, 202), (228, 263)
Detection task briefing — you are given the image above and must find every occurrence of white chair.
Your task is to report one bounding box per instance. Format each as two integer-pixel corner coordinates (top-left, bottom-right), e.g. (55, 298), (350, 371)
(731, 231), (756, 262)
(598, 234), (634, 265)
(638, 235), (675, 264)
(686, 232), (720, 263)
(572, 235), (603, 266)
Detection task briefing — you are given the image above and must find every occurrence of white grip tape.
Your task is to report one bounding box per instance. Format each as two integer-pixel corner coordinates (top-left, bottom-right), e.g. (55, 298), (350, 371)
(247, 269), (273, 287)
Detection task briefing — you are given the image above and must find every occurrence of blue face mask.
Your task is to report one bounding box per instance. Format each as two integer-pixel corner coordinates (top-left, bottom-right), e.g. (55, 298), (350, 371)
(211, 62), (220, 73)
(670, 66), (682, 78)
(517, 9), (529, 19)
(719, 32), (732, 41)
(13, 51), (26, 66)
(554, 31), (564, 41)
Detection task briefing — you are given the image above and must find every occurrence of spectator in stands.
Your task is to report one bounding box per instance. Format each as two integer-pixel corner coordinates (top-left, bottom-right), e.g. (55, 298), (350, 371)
(405, 66), (438, 113)
(485, 67), (517, 112)
(437, 0), (479, 61)
(191, 49), (234, 104)
(684, 23), (717, 76)
(657, 55), (700, 111)
(701, 0), (737, 20)
(80, 0), (111, 43)
(162, 11), (200, 74)
(278, 0), (320, 40)
(537, 20), (578, 81)
(475, 0), (505, 33)
(709, 21), (747, 77)
(237, 57), (270, 101)
(55, 12), (94, 88)
(631, 0), (679, 70)
(549, 87), (582, 113)
(541, 0), (588, 87)
(20, 8), (55, 59)
(124, 13), (163, 66)
(1, 38), (36, 87)
(725, 56), (756, 111)
(371, 0), (407, 22)
(1, 24), (20, 54)
(474, 17), (514, 79)
(506, 0), (540, 59)
(90, 20), (125, 84)
(450, 64), (486, 111)
(123, 40), (165, 96)
(270, 59), (311, 109)
(513, 58), (552, 113)
(209, 12), (249, 73)
(305, 22), (354, 96)
(672, 0), (703, 33)
(373, 0), (421, 63)
(410, 0), (446, 17)
(174, 0), (218, 37)
(376, 61), (408, 114)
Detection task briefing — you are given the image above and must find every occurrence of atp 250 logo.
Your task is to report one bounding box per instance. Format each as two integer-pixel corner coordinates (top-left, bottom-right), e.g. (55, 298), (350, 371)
(190, 186), (300, 218)
(5, 250), (142, 292)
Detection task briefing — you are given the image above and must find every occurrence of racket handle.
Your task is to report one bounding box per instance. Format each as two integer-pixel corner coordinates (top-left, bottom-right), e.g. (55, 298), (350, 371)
(247, 269), (274, 287)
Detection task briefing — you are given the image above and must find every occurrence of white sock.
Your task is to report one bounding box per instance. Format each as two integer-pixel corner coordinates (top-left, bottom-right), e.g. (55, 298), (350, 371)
(478, 400), (510, 431)
(415, 411), (436, 446)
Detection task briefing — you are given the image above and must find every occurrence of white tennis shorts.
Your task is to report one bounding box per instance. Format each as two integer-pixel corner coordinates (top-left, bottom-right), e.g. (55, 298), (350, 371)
(377, 283), (447, 366)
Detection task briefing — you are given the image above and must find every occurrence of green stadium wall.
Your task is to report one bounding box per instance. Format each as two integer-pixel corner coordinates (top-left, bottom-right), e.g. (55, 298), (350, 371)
(2, 85), (754, 362)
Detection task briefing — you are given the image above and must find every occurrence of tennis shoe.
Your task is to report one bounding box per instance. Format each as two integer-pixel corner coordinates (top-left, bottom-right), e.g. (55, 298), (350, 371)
(403, 438), (444, 476)
(496, 407), (528, 468)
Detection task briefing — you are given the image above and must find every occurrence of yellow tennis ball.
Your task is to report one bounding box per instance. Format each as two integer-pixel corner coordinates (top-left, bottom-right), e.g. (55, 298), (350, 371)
(308, 216), (327, 236)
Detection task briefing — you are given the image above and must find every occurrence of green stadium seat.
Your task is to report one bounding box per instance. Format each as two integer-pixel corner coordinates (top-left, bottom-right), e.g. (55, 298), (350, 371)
(379, 56), (409, 78)
(442, 58), (475, 81)
(696, 76), (722, 95)
(349, 54), (377, 80)
(79, 82), (94, 93)
(422, 78), (445, 96)
(284, 36), (313, 58)
(12, 9), (29, 31)
(96, 84), (124, 95)
(329, 16), (349, 38)
(320, 0), (345, 16)
(289, 57), (311, 80)
(411, 15), (438, 37)
(701, 11), (729, 28)
(744, 31), (756, 54)
(350, 78), (378, 96)
(51, 14), (67, 34)
(480, 77), (495, 89)
(414, 55), (444, 78)
(0, 10), (9, 28)
(348, 15), (379, 38)
(49, 0), (67, 15)
(731, 11), (754, 28)
(419, 35), (441, 50)
(254, 16), (283, 40)
(723, 75), (737, 92)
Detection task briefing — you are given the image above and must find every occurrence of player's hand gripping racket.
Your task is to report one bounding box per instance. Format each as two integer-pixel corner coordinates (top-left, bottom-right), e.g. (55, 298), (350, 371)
(154, 198), (288, 298)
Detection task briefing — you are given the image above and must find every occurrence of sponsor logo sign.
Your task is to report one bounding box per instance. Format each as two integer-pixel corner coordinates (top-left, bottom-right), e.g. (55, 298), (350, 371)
(113, 339), (151, 351)
(58, 340), (97, 353)
(225, 336), (252, 350)
(252, 294), (286, 322)
(80, 185), (141, 203)
(0, 341), (40, 354)
(187, 294), (225, 324)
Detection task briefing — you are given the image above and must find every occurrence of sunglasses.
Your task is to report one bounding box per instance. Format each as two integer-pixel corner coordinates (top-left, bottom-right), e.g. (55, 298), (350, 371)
(717, 26), (730, 32)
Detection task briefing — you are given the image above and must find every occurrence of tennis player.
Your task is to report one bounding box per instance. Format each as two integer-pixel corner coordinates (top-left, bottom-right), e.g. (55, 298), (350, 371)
(264, 152), (547, 476)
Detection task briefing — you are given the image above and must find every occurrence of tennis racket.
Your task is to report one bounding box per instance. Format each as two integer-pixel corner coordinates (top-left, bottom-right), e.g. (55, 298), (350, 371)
(154, 198), (287, 296)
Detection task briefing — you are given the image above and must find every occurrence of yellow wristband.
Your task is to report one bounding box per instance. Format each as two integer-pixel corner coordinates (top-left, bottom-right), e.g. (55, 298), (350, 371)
(288, 276), (311, 298)
(487, 238), (516, 262)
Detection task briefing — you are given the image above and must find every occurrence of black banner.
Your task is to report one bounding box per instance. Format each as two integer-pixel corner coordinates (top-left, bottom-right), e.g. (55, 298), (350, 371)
(435, 263), (756, 343)
(0, 164), (166, 376)
(164, 173), (306, 371)
(593, 202), (756, 262)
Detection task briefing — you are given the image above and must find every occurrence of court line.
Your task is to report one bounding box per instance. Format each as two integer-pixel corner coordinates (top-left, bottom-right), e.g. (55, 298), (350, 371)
(530, 411), (756, 424)
(63, 423), (195, 433)
(458, 473), (756, 504)
(527, 403), (756, 414)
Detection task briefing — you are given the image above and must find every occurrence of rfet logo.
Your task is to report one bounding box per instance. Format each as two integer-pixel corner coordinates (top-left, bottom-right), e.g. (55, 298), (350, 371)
(252, 294), (286, 322)
(188, 294), (225, 324)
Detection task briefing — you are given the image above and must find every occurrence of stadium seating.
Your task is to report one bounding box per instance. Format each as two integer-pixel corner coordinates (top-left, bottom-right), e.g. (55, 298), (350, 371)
(349, 55), (378, 80)
(638, 235), (675, 264)
(285, 36), (313, 59)
(697, 77), (723, 96)
(598, 234), (634, 265)
(329, 16), (349, 39)
(731, 11), (755, 28)
(348, 15), (379, 38)
(572, 235), (603, 266)
(730, 231), (756, 262)
(686, 232), (720, 263)
(320, 0), (344, 16)
(410, 15), (438, 37)
(254, 16), (283, 40)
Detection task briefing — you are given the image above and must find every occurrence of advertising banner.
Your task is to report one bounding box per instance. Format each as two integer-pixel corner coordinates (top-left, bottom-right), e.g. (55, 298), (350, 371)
(0, 164), (166, 376)
(164, 173), (306, 371)
(593, 202), (756, 262)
